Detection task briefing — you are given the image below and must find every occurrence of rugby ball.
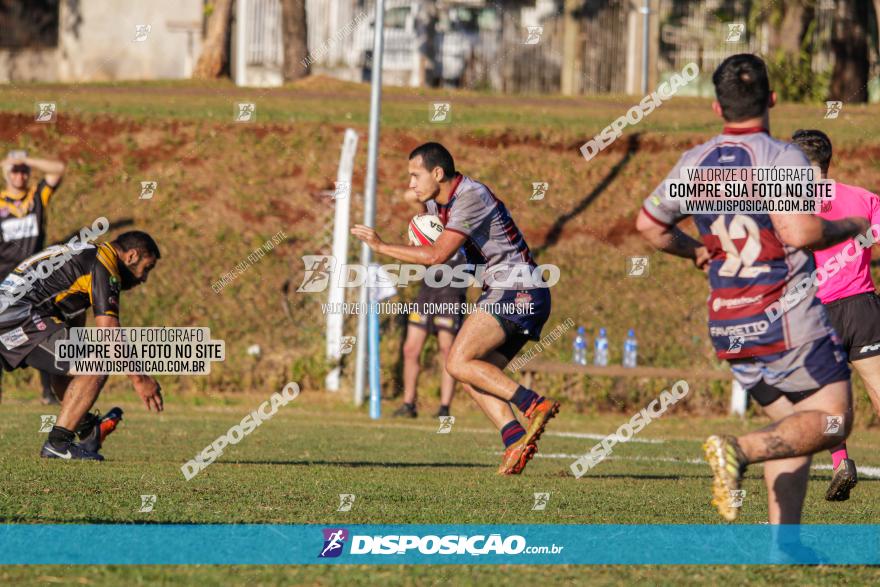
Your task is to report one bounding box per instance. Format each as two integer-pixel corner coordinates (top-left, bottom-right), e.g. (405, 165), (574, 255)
(408, 214), (444, 246)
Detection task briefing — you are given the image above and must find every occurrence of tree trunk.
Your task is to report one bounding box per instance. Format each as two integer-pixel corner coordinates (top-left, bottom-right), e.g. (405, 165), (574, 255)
(193, 0), (234, 79)
(415, 0), (438, 87)
(829, 0), (870, 102)
(281, 0), (309, 81)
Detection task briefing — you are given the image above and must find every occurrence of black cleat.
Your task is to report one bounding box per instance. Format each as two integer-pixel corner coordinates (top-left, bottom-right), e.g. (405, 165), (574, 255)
(40, 440), (104, 461)
(78, 407), (124, 453)
(825, 458), (858, 501)
(392, 403), (417, 418)
(434, 406), (450, 418)
(41, 393), (59, 405)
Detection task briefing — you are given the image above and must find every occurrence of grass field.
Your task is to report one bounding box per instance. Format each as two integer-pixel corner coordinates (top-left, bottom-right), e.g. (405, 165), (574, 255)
(4, 78), (880, 582)
(2, 390), (880, 583)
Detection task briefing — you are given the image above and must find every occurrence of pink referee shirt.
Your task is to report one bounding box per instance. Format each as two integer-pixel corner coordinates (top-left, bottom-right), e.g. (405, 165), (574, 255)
(814, 182), (880, 303)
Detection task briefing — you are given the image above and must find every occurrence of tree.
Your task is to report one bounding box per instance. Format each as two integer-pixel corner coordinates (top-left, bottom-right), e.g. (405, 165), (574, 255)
(193, 0), (234, 79)
(280, 0), (309, 81)
(829, 0), (870, 102)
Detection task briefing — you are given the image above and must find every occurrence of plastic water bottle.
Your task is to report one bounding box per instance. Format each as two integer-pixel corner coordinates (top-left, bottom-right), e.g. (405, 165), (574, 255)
(573, 327), (588, 366)
(623, 328), (638, 368)
(594, 328), (609, 366)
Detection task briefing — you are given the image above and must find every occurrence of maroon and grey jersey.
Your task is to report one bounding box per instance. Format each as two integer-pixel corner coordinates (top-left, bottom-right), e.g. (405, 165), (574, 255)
(641, 127), (834, 359)
(427, 175), (539, 290)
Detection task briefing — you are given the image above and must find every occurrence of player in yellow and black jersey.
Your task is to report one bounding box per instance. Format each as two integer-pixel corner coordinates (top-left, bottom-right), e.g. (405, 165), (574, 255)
(0, 231), (164, 461)
(1, 151), (66, 404)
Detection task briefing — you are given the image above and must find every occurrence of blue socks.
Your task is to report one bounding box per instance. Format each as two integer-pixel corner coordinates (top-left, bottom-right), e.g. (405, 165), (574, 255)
(501, 420), (526, 447)
(512, 385), (544, 414)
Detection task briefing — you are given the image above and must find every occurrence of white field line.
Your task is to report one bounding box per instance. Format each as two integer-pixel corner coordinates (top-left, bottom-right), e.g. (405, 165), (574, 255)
(339, 420), (667, 444)
(503, 452), (880, 479)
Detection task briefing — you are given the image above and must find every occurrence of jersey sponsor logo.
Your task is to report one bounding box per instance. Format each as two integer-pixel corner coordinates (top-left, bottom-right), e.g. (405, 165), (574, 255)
(709, 320), (770, 338)
(0, 326), (29, 349)
(711, 294), (763, 313)
(31, 314), (46, 331)
(1, 214), (38, 242)
(860, 342), (880, 354)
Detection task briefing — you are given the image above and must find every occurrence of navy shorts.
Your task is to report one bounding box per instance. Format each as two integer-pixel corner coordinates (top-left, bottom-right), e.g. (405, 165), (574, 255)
(477, 287), (551, 360)
(727, 335), (850, 407)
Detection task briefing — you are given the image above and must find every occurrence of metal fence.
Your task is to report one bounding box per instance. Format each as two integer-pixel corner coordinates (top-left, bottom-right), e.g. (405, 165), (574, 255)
(245, 0), (284, 67)
(303, 0), (876, 99)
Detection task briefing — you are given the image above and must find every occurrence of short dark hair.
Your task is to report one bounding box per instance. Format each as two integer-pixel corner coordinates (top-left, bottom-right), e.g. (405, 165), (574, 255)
(114, 231), (161, 259)
(712, 54), (771, 122)
(791, 129), (832, 174)
(408, 142), (455, 180)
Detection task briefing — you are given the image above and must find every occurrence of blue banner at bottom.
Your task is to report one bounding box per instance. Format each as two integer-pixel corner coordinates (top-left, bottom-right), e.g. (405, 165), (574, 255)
(1, 524), (879, 565)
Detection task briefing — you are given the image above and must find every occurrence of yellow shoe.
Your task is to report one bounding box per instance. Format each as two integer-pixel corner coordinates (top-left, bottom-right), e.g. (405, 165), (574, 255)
(703, 435), (745, 522)
(498, 437), (537, 475)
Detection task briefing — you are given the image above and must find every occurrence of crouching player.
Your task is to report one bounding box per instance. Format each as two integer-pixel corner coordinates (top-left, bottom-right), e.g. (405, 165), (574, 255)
(0, 231), (162, 460)
(352, 142), (559, 475)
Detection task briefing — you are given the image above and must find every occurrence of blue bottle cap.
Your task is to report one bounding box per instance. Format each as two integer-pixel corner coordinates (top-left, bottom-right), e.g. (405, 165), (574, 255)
(628, 328), (635, 337)
(599, 328), (606, 336)
(577, 326), (585, 334)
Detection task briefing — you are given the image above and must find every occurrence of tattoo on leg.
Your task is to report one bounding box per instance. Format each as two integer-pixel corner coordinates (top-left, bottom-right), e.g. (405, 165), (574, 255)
(763, 435), (796, 459)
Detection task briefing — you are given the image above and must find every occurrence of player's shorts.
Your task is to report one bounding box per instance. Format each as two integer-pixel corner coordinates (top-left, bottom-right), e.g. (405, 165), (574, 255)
(478, 287), (552, 360)
(408, 282), (466, 335)
(0, 313), (71, 376)
(727, 335), (850, 407)
(823, 291), (880, 361)
(408, 310), (464, 335)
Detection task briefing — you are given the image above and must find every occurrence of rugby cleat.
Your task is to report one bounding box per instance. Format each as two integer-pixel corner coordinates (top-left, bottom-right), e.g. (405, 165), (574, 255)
(523, 398), (560, 446)
(40, 440), (104, 461)
(41, 391), (59, 405)
(825, 458), (858, 502)
(99, 407), (124, 443)
(392, 404), (418, 419)
(78, 407), (124, 453)
(703, 435), (746, 522)
(498, 437), (537, 475)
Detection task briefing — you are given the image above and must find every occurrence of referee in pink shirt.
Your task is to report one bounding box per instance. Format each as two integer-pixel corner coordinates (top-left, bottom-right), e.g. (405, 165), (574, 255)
(792, 129), (880, 501)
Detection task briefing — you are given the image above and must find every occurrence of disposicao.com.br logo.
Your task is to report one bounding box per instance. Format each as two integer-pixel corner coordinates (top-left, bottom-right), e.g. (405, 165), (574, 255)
(318, 528), (563, 558)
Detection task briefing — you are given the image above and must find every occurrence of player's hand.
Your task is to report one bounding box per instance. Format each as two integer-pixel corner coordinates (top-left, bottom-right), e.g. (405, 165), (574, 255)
(350, 224), (384, 249)
(693, 246), (711, 273)
(1, 157), (18, 169)
(134, 377), (164, 412)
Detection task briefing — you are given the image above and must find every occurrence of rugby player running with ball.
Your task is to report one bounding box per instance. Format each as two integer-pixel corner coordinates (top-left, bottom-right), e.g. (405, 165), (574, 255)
(352, 143), (558, 475)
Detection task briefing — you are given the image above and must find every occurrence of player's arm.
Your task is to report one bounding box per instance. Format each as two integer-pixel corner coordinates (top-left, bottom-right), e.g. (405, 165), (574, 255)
(351, 224), (465, 265)
(635, 151), (710, 271)
(636, 210), (704, 259)
(768, 144), (869, 250)
(92, 262), (163, 412)
(94, 314), (164, 412)
(770, 214), (869, 250)
(22, 156), (65, 188)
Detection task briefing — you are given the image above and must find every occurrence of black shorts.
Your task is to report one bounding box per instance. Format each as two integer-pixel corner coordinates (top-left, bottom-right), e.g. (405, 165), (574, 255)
(823, 292), (880, 361)
(0, 313), (71, 376)
(408, 283), (466, 335)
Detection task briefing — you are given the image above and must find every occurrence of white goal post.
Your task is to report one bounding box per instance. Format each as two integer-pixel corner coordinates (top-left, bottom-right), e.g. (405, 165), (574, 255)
(325, 128), (359, 392)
